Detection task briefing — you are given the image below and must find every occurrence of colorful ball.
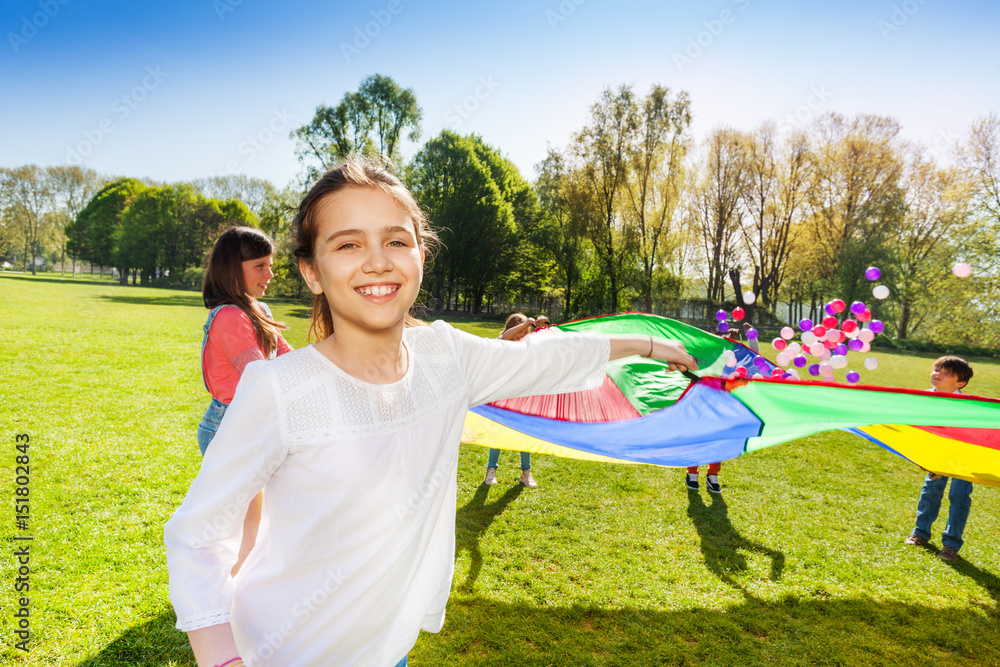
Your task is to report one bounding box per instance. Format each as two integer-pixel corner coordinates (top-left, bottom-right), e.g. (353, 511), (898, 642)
(830, 299), (846, 314)
(822, 316), (838, 329)
(825, 329), (840, 343)
(775, 352), (791, 367)
(842, 319), (858, 334)
(819, 362), (834, 377)
(872, 285), (890, 300)
(780, 326), (795, 340)
(848, 338), (864, 351)
(799, 318), (813, 331)
(732, 307), (745, 321)
(735, 366), (747, 378)
(830, 354), (848, 369)
(833, 343), (848, 356)
(746, 328), (758, 340)
(858, 329), (875, 343)
(850, 301), (866, 315)
(801, 331), (818, 346)
(865, 267), (881, 281)
(864, 357), (879, 370)
(858, 309), (872, 323)
(716, 309), (727, 322)
(744, 291), (756, 305)
(869, 320), (884, 335)
(808, 363), (821, 377)
(772, 338), (788, 351)
(718, 321), (730, 333)
(793, 354), (808, 368)
(952, 262), (973, 278)
(846, 371), (861, 383)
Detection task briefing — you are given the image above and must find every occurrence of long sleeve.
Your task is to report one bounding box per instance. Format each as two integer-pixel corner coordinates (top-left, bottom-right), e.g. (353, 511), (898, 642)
(165, 361), (289, 631)
(431, 321), (609, 407)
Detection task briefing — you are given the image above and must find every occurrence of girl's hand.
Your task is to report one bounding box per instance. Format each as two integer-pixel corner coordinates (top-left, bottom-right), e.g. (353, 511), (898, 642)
(651, 338), (699, 373)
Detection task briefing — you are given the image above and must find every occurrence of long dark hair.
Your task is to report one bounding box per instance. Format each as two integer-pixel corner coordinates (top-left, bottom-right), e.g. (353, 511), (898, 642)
(202, 226), (287, 357)
(292, 156), (438, 341)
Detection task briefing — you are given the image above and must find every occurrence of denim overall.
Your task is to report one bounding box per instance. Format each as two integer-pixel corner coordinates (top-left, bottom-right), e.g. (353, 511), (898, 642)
(197, 303), (275, 455)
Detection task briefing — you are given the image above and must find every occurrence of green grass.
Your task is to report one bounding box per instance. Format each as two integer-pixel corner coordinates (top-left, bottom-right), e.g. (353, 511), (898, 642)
(1, 273), (998, 666)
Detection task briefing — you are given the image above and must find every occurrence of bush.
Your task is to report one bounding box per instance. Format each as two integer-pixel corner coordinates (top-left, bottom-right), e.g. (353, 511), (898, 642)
(871, 335), (1000, 359)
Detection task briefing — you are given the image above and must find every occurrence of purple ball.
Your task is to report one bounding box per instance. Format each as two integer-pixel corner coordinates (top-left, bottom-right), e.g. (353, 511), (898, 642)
(793, 354), (808, 368)
(865, 267), (881, 281)
(718, 321), (730, 333)
(869, 320), (884, 334)
(808, 363), (821, 377)
(825, 303), (835, 315)
(850, 301), (866, 315)
(716, 309), (727, 322)
(846, 371), (861, 383)
(753, 355), (769, 368)
(799, 318), (813, 331)
(848, 338), (864, 351)
(834, 344), (848, 356)
(747, 328), (758, 340)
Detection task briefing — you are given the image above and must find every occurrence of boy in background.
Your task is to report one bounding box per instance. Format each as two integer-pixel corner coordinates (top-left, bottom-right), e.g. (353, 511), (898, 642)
(903, 356), (975, 561)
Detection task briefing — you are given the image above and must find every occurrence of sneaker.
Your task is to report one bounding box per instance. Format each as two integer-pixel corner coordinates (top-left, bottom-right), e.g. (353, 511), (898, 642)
(685, 473), (699, 491)
(904, 534), (928, 547)
(484, 468), (497, 485)
(706, 474), (722, 494)
(939, 546), (960, 561)
(519, 469), (538, 488)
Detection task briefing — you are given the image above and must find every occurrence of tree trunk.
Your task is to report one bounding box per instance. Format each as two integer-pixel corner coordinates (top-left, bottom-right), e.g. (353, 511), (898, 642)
(897, 301), (910, 340)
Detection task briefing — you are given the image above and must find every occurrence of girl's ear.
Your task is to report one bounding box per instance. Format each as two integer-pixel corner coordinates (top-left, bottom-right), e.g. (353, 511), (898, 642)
(298, 258), (325, 296)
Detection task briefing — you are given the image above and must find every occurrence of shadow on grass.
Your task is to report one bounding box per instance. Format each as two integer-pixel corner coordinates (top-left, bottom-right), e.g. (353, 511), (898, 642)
(686, 489), (785, 596)
(94, 293), (204, 308)
(74, 608), (195, 666)
(416, 596), (1000, 666)
(456, 482), (524, 593)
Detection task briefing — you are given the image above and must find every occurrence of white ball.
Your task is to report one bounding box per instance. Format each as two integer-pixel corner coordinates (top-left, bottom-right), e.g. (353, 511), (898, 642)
(744, 291), (756, 304)
(830, 354), (849, 369)
(864, 357), (879, 370)
(785, 368), (800, 380)
(722, 350), (737, 366)
(801, 331), (817, 346)
(809, 343), (827, 357)
(859, 329), (875, 343)
(776, 352), (791, 367)
(860, 341), (871, 353)
(787, 342), (802, 355)
(780, 326), (795, 340)
(873, 285), (890, 300)
(825, 329), (840, 342)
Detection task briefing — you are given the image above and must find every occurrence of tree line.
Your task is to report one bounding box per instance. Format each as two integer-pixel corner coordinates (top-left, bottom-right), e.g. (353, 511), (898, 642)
(2, 74), (998, 347)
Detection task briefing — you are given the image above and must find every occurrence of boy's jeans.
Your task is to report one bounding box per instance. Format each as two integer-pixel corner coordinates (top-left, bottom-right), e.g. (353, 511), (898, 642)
(913, 474), (973, 551)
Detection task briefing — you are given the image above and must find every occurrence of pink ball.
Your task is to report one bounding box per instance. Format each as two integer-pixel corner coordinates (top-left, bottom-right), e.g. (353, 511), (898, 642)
(773, 338), (788, 351)
(842, 320), (858, 334)
(952, 262), (973, 278)
(822, 316), (838, 329)
(732, 307), (745, 321)
(830, 299), (846, 314)
(858, 309), (872, 323)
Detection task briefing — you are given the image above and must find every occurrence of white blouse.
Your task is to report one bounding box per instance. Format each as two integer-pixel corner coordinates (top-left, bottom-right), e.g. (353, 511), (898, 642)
(165, 320), (609, 666)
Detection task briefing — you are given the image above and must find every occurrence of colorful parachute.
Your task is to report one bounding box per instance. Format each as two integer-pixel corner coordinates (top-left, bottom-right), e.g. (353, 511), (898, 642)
(464, 313), (1000, 487)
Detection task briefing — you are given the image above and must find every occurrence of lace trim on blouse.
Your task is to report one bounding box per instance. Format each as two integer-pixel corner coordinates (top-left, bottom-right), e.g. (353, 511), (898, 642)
(273, 326), (466, 446)
(230, 345), (266, 376)
(176, 608), (231, 632)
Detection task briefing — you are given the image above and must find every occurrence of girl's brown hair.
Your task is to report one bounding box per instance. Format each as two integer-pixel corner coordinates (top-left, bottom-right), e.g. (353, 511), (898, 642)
(202, 226), (287, 357)
(292, 156), (438, 341)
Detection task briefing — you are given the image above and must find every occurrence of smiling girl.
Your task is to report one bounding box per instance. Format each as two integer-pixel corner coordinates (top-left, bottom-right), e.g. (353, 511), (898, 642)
(166, 159), (697, 667)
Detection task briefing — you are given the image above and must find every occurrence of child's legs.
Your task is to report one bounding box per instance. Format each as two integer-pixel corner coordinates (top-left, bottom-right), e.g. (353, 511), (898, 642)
(942, 479), (974, 551)
(487, 448), (501, 469)
(394, 657), (407, 667)
(707, 462), (721, 475)
(914, 474), (948, 540)
(520, 451), (531, 471)
(686, 466), (699, 475)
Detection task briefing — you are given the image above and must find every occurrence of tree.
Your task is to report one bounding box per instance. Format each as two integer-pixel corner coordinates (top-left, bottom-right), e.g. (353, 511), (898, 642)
(960, 112), (1000, 226)
(190, 174), (276, 220)
(71, 178), (147, 280)
(805, 113), (906, 303)
(5, 165), (52, 274)
(535, 148), (587, 319)
(570, 85), (641, 312)
(409, 131), (519, 313)
(292, 74), (422, 179)
(737, 125), (811, 317)
(48, 166), (102, 276)
(623, 84), (692, 313)
(688, 128), (749, 303)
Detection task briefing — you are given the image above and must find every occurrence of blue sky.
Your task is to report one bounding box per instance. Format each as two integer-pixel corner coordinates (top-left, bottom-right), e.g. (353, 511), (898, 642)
(2, 0), (998, 188)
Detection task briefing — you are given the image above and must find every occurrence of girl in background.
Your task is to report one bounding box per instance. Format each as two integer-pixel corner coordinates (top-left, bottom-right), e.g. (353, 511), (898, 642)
(198, 226), (293, 573)
(166, 158), (697, 666)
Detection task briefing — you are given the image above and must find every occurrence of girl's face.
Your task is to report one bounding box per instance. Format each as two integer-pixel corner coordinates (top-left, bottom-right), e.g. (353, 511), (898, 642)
(300, 186), (424, 337)
(242, 253), (275, 298)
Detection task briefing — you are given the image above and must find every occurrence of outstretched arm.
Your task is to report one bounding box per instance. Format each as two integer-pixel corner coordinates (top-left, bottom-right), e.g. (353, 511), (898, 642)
(608, 335), (698, 372)
(188, 624), (240, 666)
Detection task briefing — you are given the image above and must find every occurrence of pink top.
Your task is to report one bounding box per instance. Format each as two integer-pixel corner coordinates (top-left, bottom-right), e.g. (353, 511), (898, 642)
(202, 306), (293, 404)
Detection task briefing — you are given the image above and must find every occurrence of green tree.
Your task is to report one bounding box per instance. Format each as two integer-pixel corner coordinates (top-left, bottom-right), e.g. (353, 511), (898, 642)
(410, 131), (519, 314)
(70, 178), (147, 280)
(48, 165), (102, 276)
(293, 74), (422, 179)
(535, 148), (587, 319)
(5, 165), (52, 274)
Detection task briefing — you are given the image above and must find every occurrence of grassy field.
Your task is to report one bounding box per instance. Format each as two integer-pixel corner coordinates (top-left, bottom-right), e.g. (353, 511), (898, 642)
(1, 273), (998, 666)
